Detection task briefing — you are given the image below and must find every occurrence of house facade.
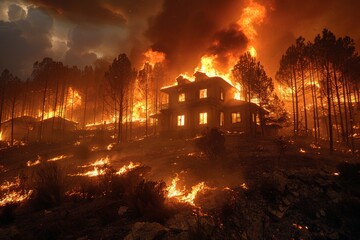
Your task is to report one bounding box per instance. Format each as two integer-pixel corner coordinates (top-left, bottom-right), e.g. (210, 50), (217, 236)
(154, 72), (268, 137)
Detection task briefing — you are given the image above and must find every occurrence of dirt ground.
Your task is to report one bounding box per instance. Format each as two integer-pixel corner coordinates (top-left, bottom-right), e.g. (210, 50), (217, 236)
(0, 132), (359, 239)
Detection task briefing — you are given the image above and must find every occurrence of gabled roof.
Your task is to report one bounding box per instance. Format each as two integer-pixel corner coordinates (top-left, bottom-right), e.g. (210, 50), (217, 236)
(161, 73), (235, 94)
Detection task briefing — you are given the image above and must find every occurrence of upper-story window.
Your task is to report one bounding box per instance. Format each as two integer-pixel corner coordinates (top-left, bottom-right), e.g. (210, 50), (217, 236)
(231, 112), (241, 123)
(177, 115), (185, 126)
(199, 89), (207, 99)
(178, 93), (185, 102)
(220, 112), (224, 126)
(220, 89), (224, 101)
(199, 112), (208, 125)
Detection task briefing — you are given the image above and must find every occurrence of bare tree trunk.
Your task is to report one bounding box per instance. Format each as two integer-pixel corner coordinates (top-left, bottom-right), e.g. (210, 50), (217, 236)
(333, 66), (345, 142)
(39, 77), (49, 142)
(309, 65), (317, 141)
(82, 83), (88, 129)
(290, 74), (296, 136)
(300, 66), (308, 135)
(325, 64), (334, 151)
(117, 92), (124, 143)
(10, 89), (17, 146)
(292, 66), (299, 136)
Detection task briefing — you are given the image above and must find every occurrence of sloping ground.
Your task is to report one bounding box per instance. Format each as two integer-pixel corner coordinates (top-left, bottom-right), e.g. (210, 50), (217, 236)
(0, 134), (359, 239)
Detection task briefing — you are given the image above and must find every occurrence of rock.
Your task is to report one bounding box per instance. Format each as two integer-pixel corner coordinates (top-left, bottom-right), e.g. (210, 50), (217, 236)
(124, 222), (168, 240)
(326, 190), (340, 203)
(268, 208), (284, 219)
(76, 236), (88, 240)
(118, 206), (128, 216)
(328, 231), (339, 239)
(282, 197), (291, 206)
(166, 213), (197, 231)
(319, 209), (326, 217)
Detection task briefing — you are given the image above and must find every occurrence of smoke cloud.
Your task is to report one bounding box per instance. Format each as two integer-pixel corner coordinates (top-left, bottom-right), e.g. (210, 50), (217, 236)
(0, 0), (359, 79)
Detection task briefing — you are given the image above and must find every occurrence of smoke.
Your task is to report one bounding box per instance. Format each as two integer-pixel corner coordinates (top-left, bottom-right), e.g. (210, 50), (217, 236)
(0, 4), (53, 78)
(1, 0), (360, 79)
(255, 0), (360, 77)
(146, 0), (248, 76)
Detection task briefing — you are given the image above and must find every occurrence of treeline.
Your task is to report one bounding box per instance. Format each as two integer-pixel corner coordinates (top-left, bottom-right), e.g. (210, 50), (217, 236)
(0, 55), (167, 144)
(276, 29), (360, 151)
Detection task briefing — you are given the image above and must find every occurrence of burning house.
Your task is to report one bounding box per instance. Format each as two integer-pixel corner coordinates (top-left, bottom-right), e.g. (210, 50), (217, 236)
(154, 72), (268, 137)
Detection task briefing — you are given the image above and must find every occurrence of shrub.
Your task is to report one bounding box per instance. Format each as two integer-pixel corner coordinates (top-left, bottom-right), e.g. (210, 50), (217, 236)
(30, 162), (66, 210)
(196, 128), (225, 160)
(126, 179), (173, 222)
(0, 203), (18, 225)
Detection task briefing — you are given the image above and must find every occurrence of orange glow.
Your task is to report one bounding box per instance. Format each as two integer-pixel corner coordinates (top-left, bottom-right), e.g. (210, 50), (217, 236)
(238, 1), (266, 40)
(144, 49), (166, 65)
(67, 87), (82, 109)
(247, 45), (257, 57)
(26, 159), (41, 167)
(166, 175), (209, 206)
(116, 161), (140, 175)
(0, 177), (33, 206)
(0, 131), (2, 141)
(47, 154), (72, 162)
(0, 190), (33, 206)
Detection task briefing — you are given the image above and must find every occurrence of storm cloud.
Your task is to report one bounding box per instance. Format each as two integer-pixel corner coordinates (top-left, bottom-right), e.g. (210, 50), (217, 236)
(0, 0), (359, 79)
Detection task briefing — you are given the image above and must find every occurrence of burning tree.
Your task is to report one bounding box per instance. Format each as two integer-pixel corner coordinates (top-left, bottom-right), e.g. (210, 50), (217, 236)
(233, 52), (274, 135)
(277, 29), (360, 151)
(105, 54), (135, 143)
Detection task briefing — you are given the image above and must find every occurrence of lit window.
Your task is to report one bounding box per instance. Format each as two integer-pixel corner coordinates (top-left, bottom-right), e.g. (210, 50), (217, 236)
(231, 112), (241, 123)
(220, 112), (224, 126)
(177, 115), (185, 126)
(179, 93), (185, 102)
(199, 112), (208, 125)
(199, 89), (207, 99)
(220, 89), (224, 101)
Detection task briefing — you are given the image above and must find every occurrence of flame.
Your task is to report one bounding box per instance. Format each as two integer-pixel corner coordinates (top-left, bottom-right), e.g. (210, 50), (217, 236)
(67, 87), (82, 109)
(47, 154), (72, 162)
(0, 177), (33, 206)
(247, 45), (257, 57)
(166, 175), (208, 206)
(26, 159), (41, 167)
(238, 1), (266, 41)
(0, 178), (20, 191)
(70, 161), (140, 177)
(195, 55), (232, 82)
(116, 162), (140, 175)
(299, 148), (306, 153)
(144, 49), (166, 65)
(107, 143), (115, 150)
(0, 131), (2, 141)
(0, 190), (33, 206)
(89, 156), (110, 167)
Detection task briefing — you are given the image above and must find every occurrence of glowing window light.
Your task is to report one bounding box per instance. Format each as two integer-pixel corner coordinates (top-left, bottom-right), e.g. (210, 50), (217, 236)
(199, 112), (208, 125)
(177, 115), (185, 126)
(231, 112), (241, 123)
(199, 89), (207, 99)
(178, 93), (185, 102)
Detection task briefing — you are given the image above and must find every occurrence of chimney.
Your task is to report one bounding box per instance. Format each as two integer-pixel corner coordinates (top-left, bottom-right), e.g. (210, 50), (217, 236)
(194, 71), (209, 81)
(176, 75), (191, 85)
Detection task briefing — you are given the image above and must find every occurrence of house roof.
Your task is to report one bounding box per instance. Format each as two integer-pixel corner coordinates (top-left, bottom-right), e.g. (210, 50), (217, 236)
(1, 116), (37, 125)
(160, 73), (235, 94)
(225, 99), (269, 113)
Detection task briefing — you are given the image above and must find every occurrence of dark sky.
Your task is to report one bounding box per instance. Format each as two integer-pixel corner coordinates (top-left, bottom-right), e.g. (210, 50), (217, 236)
(0, 0), (359, 79)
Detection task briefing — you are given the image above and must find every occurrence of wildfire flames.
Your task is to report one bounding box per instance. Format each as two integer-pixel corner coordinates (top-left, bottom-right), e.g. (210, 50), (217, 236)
(166, 175), (209, 206)
(69, 159), (140, 177)
(0, 177), (32, 206)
